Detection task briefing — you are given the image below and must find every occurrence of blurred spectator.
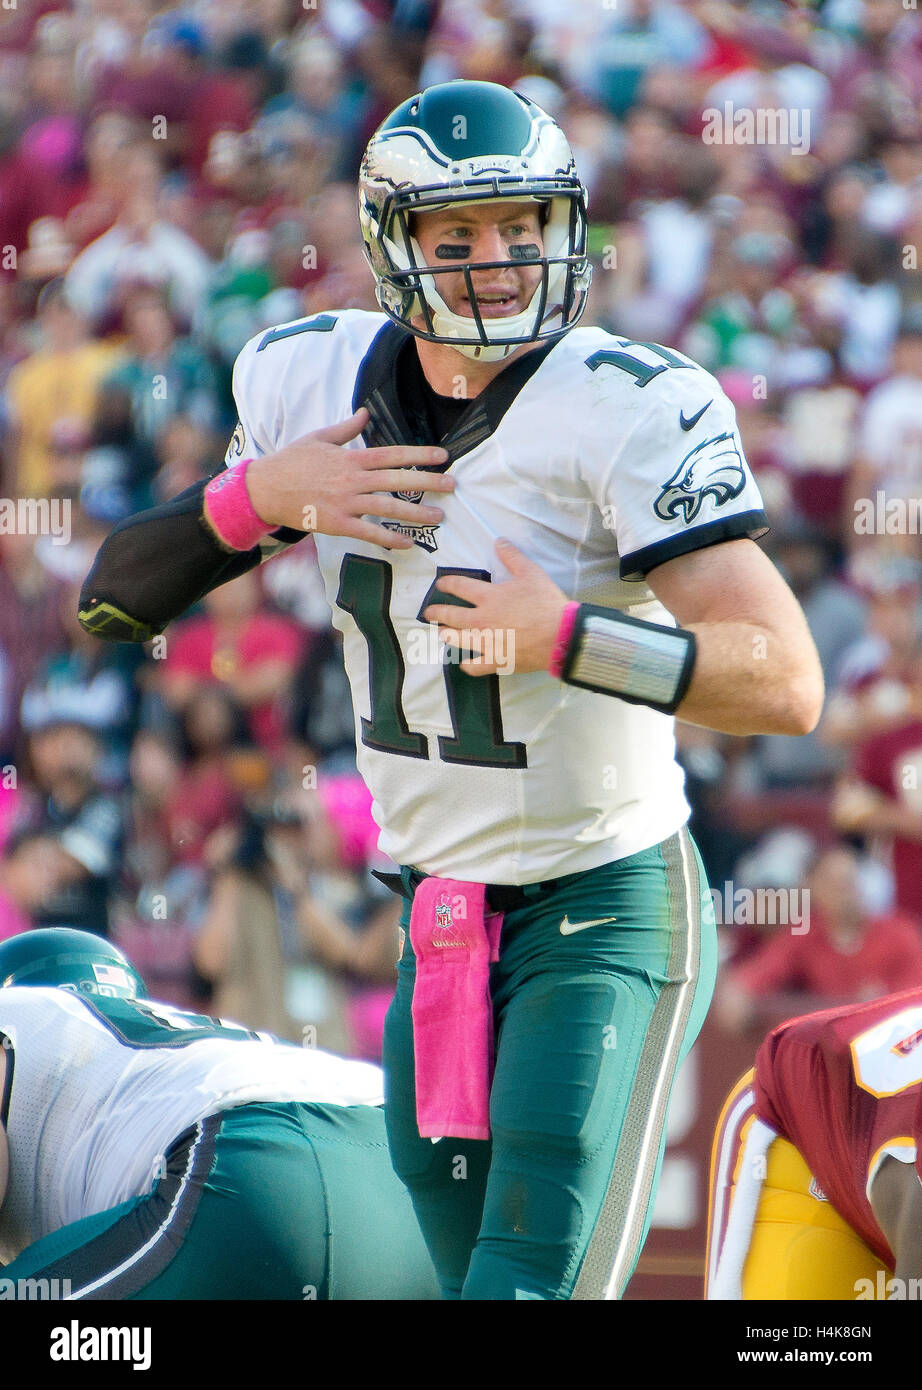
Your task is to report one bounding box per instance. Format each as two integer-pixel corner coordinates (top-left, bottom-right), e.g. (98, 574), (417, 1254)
(780, 379), (861, 529)
(117, 725), (210, 1006)
(92, 12), (256, 175)
(862, 132), (922, 238)
(0, 110), (60, 280)
(193, 810), (298, 1039)
(65, 142), (214, 330)
(828, 0), (922, 120)
(262, 32), (360, 179)
(685, 229), (799, 379)
(22, 719), (122, 937)
(0, 828), (66, 940)
(0, 531), (66, 761)
(4, 279), (123, 497)
(676, 722), (754, 887)
(718, 844), (922, 1031)
(158, 568), (304, 754)
(271, 785), (404, 1060)
(289, 628), (357, 776)
(64, 109), (143, 253)
(846, 306), (922, 556)
(806, 229), (902, 386)
(164, 687), (245, 868)
(586, 0), (709, 119)
(827, 585), (922, 923)
(80, 379), (161, 520)
(122, 726), (184, 900)
(823, 557), (922, 737)
(20, 577), (142, 781)
(153, 413), (222, 500)
(103, 283), (220, 444)
(601, 145), (721, 342)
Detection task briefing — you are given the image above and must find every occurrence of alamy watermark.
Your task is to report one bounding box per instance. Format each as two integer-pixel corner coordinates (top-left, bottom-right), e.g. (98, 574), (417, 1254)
(406, 623), (516, 676)
(855, 1271), (922, 1300)
(711, 881), (810, 933)
(0, 1275), (72, 1299)
(701, 102), (811, 156)
(0, 497), (70, 544)
(853, 491), (922, 537)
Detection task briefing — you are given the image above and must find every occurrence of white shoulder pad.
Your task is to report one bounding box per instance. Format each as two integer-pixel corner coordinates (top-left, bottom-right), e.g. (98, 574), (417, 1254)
(568, 329), (768, 581)
(227, 308), (388, 464)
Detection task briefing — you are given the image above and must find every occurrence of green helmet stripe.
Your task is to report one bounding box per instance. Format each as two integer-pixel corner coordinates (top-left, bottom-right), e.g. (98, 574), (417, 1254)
(380, 82), (536, 160)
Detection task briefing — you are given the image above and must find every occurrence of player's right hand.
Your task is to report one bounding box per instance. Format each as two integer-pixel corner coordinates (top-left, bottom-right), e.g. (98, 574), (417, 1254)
(245, 407), (454, 549)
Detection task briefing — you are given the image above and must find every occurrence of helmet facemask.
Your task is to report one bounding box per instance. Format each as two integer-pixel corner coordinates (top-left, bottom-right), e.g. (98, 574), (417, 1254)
(363, 182), (590, 362)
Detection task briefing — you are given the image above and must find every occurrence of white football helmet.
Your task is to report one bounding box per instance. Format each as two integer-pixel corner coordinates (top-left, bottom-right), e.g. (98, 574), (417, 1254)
(358, 80), (592, 362)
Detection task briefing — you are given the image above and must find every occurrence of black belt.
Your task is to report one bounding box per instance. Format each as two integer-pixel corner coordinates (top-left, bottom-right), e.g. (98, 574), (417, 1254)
(371, 868), (562, 913)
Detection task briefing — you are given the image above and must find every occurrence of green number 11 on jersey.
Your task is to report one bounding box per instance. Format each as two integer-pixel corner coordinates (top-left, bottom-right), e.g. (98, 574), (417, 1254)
(335, 554), (527, 769)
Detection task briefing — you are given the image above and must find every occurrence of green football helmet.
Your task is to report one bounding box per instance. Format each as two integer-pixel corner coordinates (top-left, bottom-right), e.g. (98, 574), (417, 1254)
(358, 79), (591, 362)
(0, 929), (148, 999)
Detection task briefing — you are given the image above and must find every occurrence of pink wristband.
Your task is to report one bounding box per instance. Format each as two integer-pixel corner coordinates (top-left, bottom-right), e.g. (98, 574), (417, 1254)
(203, 459), (273, 552)
(548, 601), (580, 679)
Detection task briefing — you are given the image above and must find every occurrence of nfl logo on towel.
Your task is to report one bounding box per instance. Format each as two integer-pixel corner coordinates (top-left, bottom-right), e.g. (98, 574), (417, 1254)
(433, 894), (463, 947)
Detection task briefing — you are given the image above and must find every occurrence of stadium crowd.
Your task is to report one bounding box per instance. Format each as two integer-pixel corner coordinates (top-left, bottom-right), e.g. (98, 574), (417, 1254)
(1, 0), (922, 1055)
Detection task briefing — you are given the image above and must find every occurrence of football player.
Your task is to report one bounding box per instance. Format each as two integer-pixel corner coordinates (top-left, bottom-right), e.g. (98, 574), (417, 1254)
(0, 930), (438, 1299)
(78, 81), (824, 1299)
(707, 988), (922, 1300)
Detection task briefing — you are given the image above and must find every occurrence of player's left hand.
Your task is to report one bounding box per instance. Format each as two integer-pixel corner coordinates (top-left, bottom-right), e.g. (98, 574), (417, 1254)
(422, 538), (568, 676)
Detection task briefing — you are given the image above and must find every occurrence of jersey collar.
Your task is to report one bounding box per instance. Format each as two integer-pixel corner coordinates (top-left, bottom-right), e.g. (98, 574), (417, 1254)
(352, 320), (559, 465)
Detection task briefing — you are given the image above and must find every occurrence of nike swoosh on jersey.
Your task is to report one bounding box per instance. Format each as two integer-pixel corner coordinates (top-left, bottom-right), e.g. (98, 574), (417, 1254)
(559, 915), (618, 935)
(679, 400), (713, 431)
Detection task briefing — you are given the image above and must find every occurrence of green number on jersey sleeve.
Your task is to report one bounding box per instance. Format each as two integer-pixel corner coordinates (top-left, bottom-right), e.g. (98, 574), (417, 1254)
(586, 339), (693, 388)
(256, 314), (338, 353)
(336, 554), (527, 769)
(79, 995), (265, 1049)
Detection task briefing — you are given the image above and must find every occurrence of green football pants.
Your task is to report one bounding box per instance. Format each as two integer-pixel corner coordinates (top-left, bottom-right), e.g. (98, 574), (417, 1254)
(2, 1101), (439, 1299)
(382, 826), (718, 1300)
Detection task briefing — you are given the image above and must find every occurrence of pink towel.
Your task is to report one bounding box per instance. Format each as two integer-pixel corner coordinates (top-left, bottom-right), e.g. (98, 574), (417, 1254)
(409, 877), (503, 1140)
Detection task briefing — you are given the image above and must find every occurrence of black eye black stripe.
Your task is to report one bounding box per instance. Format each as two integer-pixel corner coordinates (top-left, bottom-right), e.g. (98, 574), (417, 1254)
(432, 243), (541, 262)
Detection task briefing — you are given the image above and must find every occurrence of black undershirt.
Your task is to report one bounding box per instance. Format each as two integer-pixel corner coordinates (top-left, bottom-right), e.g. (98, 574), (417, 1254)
(395, 339), (473, 443)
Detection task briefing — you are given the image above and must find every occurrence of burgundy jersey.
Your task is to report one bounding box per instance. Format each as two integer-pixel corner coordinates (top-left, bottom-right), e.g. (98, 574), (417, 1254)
(754, 988), (922, 1267)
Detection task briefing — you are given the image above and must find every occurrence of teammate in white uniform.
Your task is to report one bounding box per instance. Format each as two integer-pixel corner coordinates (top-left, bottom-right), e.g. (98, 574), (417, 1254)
(0, 930), (437, 1299)
(79, 80), (824, 1299)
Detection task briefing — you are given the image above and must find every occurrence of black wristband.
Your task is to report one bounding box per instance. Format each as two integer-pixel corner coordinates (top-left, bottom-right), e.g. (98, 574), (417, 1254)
(559, 603), (697, 715)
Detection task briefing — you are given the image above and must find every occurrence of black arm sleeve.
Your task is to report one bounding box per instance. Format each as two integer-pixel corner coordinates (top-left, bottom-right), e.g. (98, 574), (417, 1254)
(78, 479), (307, 642)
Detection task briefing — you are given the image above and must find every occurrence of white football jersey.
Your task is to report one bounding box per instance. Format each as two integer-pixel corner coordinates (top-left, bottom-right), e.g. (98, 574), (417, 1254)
(230, 309), (767, 883)
(0, 987), (384, 1263)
